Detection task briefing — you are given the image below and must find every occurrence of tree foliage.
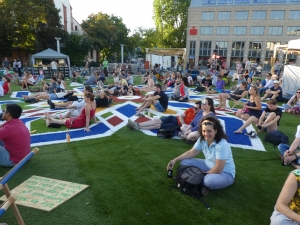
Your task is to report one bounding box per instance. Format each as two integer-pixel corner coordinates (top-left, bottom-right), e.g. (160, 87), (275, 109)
(61, 33), (92, 66)
(0, 0), (66, 55)
(153, 0), (191, 48)
(127, 27), (161, 58)
(81, 12), (130, 61)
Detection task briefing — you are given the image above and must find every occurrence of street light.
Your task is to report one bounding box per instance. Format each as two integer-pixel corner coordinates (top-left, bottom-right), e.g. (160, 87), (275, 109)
(120, 44), (125, 64)
(55, 37), (61, 53)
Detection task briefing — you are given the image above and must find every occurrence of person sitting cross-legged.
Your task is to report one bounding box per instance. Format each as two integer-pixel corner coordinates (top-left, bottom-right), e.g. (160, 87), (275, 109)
(167, 116), (235, 191)
(134, 84), (168, 116)
(127, 101), (201, 131)
(261, 80), (282, 102)
(278, 125), (300, 169)
(0, 104), (30, 167)
(45, 92), (99, 132)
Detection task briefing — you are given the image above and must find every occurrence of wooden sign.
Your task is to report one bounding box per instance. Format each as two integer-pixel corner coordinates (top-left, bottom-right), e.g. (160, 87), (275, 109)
(0, 175), (88, 212)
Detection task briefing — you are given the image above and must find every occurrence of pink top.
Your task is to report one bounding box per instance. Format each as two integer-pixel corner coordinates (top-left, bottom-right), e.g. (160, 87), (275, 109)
(0, 119), (31, 164)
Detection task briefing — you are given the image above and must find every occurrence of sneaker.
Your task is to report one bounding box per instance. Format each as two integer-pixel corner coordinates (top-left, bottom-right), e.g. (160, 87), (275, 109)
(128, 119), (139, 130)
(50, 102), (55, 109)
(178, 132), (183, 138)
(107, 98), (113, 106)
(245, 131), (255, 136)
(126, 121), (133, 129)
(135, 112), (145, 117)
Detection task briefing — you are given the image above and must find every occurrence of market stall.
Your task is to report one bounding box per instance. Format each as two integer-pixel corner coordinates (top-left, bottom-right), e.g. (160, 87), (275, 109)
(31, 48), (71, 78)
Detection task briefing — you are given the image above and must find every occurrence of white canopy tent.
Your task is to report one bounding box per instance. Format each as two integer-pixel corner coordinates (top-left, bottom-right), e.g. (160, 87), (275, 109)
(31, 48), (70, 75)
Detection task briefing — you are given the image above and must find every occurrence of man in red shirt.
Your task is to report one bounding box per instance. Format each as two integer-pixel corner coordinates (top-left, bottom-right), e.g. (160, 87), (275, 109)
(127, 101), (202, 130)
(0, 104), (30, 167)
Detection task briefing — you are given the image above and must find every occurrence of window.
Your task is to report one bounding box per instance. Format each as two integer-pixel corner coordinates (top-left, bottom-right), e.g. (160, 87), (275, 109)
(200, 26), (213, 35)
(202, 12), (214, 20)
(248, 42), (262, 58)
(234, 26), (247, 35)
(199, 41), (212, 56)
(270, 11), (285, 20)
(189, 41), (196, 57)
(252, 11), (266, 20)
(270, 0), (286, 2)
(217, 26), (230, 35)
(269, 26), (283, 35)
(215, 41), (228, 57)
(218, 12), (231, 20)
(287, 26), (300, 35)
(290, 11), (300, 20)
(253, 0), (267, 2)
(250, 26), (264, 35)
(235, 11), (248, 20)
(219, 0), (233, 3)
(290, 0), (300, 2)
(231, 42), (245, 57)
(202, 0), (216, 4)
(235, 0), (250, 3)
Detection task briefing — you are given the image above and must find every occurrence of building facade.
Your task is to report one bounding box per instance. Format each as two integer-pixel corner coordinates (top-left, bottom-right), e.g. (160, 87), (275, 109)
(186, 0), (300, 70)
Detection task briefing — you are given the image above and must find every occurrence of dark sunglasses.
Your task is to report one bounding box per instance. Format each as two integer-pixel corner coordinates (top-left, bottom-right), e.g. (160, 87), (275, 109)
(202, 102), (208, 105)
(202, 121), (216, 128)
(297, 92), (300, 94)
(194, 107), (200, 110)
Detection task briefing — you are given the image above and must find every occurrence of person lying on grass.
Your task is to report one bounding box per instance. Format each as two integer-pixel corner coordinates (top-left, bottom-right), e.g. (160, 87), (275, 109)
(134, 84), (168, 116)
(270, 169), (300, 224)
(45, 92), (99, 132)
(279, 125), (300, 169)
(178, 97), (217, 144)
(218, 82), (248, 110)
(127, 101), (201, 131)
(167, 116), (235, 191)
(233, 85), (262, 134)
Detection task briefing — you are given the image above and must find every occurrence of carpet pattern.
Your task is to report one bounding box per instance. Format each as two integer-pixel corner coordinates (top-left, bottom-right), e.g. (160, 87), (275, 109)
(4, 90), (268, 151)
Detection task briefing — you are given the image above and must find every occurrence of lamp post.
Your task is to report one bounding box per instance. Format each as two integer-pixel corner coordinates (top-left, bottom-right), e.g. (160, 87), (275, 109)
(120, 44), (125, 64)
(55, 37), (61, 53)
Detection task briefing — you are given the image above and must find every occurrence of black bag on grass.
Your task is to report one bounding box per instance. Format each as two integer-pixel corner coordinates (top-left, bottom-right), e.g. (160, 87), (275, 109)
(264, 130), (289, 147)
(173, 165), (210, 209)
(24, 98), (38, 103)
(48, 123), (62, 128)
(157, 126), (180, 138)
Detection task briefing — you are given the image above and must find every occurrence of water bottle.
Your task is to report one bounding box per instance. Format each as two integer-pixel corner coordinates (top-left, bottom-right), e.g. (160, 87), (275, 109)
(167, 161), (173, 178)
(66, 130), (71, 142)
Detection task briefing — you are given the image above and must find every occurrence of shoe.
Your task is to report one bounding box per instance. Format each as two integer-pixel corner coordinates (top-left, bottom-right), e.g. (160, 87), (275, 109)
(50, 102), (55, 109)
(128, 119), (139, 130)
(107, 98), (113, 106)
(257, 125), (262, 131)
(135, 112), (145, 117)
(47, 99), (50, 105)
(245, 131), (255, 136)
(126, 121), (133, 129)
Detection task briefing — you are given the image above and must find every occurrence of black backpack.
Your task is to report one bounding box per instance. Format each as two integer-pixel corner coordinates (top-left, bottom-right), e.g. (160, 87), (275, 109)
(173, 165), (210, 209)
(264, 130), (289, 148)
(157, 126), (180, 139)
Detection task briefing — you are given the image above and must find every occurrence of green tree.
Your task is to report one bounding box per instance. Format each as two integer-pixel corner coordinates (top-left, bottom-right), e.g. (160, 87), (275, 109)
(0, 0), (65, 55)
(81, 12), (129, 62)
(62, 33), (92, 66)
(153, 0), (191, 48)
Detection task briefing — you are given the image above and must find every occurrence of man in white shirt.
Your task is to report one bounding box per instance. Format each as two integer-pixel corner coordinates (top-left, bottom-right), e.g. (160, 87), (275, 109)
(259, 73), (274, 96)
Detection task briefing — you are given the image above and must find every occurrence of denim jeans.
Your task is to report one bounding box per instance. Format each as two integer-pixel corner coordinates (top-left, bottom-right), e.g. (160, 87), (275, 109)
(259, 87), (269, 96)
(0, 145), (15, 167)
(180, 158), (235, 190)
(282, 104), (291, 110)
(278, 143), (300, 165)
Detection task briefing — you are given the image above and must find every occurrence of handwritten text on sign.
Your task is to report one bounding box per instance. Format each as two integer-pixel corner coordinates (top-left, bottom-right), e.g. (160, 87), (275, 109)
(0, 175), (88, 212)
